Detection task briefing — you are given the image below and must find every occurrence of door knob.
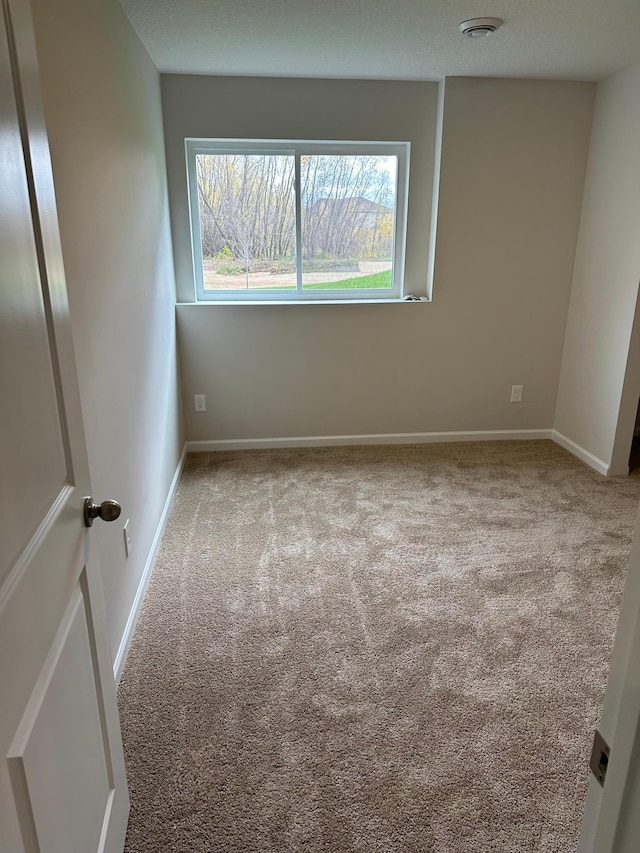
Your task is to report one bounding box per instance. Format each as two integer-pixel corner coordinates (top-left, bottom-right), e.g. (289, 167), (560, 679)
(83, 497), (122, 528)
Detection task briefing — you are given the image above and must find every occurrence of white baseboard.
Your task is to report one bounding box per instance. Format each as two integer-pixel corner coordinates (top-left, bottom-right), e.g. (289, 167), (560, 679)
(187, 429), (624, 476)
(113, 443), (187, 685)
(551, 430), (611, 476)
(187, 429), (553, 453)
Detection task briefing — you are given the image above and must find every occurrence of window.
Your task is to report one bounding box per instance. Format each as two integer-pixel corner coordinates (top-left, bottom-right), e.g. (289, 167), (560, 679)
(186, 139), (409, 302)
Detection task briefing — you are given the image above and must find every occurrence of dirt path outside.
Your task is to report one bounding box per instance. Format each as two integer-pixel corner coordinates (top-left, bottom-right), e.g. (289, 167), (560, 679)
(203, 260), (391, 290)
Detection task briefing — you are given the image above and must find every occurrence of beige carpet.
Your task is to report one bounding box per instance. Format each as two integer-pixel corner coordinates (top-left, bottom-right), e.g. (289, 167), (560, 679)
(118, 441), (640, 852)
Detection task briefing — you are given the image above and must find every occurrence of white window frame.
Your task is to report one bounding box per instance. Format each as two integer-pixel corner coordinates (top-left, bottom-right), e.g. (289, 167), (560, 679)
(185, 138), (410, 302)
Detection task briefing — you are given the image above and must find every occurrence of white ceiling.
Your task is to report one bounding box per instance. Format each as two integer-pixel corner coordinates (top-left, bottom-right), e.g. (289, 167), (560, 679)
(119, 0), (640, 81)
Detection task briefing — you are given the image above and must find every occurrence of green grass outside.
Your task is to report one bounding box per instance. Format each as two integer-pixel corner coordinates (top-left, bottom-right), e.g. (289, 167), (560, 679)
(212, 269), (393, 293)
(303, 269), (392, 290)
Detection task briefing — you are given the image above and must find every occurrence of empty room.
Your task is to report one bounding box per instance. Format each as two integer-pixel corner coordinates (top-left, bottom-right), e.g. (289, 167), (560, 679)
(2, 0), (640, 851)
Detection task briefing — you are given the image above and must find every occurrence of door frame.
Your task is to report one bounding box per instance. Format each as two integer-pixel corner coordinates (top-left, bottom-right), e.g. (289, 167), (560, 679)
(609, 284), (640, 476)
(579, 503), (640, 851)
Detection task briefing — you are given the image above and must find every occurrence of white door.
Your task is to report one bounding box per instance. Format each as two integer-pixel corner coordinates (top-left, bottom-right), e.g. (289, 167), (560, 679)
(0, 0), (129, 850)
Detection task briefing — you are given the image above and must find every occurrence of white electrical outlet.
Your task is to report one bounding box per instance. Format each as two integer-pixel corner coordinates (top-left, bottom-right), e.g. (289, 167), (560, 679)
(123, 519), (132, 557)
(194, 394), (207, 412)
(511, 385), (524, 403)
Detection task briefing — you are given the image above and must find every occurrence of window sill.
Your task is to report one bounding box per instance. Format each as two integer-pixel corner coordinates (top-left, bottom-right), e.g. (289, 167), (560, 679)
(176, 298), (430, 307)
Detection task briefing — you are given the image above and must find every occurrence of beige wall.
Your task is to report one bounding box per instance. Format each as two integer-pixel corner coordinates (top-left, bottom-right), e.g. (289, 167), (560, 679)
(31, 0), (184, 665)
(162, 75), (439, 303)
(554, 63), (640, 476)
(170, 77), (594, 442)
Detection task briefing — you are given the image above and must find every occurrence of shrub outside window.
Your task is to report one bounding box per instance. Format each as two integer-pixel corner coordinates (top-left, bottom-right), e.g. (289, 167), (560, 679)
(186, 139), (410, 301)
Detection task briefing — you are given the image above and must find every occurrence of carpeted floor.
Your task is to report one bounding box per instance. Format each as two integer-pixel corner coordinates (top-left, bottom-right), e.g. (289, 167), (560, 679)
(118, 441), (640, 852)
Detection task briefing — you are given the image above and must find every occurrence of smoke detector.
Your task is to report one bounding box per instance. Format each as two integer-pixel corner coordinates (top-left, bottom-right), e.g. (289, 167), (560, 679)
(459, 17), (503, 37)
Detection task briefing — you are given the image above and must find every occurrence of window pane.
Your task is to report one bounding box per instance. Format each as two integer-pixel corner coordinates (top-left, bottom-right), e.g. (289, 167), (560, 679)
(196, 153), (296, 292)
(300, 155), (396, 291)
